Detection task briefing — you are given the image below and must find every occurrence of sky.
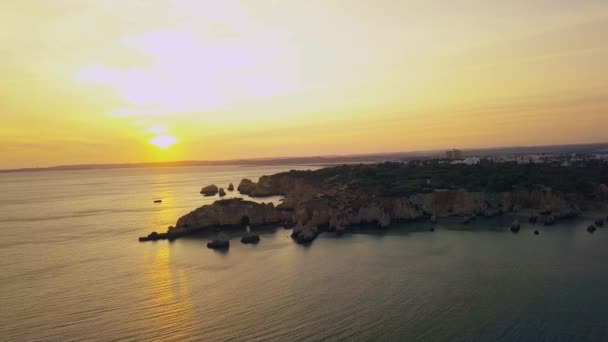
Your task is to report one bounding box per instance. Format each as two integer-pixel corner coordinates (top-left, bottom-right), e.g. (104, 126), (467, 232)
(1, 0), (607, 168)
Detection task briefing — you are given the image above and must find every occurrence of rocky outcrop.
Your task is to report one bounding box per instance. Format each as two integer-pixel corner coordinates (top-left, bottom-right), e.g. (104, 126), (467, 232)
(241, 232), (260, 244)
(218, 188), (226, 197)
(176, 198), (288, 229)
(228, 183), (234, 191)
(139, 199), (290, 241)
(237, 179), (257, 195)
(141, 189), (590, 243)
(200, 184), (219, 196)
(139, 231), (161, 241)
(408, 190), (578, 218)
(207, 233), (229, 249)
(291, 221), (319, 244)
(140, 164), (607, 244)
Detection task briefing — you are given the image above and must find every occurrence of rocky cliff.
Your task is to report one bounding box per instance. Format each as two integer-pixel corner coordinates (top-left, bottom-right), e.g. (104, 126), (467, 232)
(140, 162), (608, 243)
(139, 198), (290, 241)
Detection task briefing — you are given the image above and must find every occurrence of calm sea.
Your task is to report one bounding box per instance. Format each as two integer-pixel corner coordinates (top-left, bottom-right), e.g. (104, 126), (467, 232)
(1, 165), (607, 341)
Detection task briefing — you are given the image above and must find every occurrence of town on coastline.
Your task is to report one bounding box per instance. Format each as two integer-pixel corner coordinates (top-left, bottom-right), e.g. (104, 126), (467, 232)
(139, 148), (608, 248)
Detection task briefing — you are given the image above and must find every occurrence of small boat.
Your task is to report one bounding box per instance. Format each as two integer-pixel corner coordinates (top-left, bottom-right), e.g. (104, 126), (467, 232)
(154, 199), (162, 203)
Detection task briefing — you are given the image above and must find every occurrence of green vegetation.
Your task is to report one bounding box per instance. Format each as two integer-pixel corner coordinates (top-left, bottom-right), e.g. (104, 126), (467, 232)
(285, 160), (608, 196)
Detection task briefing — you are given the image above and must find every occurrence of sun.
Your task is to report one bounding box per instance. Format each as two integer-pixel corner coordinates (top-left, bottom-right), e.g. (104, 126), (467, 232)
(149, 135), (177, 149)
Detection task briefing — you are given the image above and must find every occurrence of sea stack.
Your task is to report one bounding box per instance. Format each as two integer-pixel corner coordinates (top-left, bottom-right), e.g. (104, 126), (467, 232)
(218, 188), (226, 197)
(227, 183), (235, 191)
(200, 184), (219, 196)
(239, 216), (259, 243)
(207, 233), (230, 249)
(241, 231), (260, 244)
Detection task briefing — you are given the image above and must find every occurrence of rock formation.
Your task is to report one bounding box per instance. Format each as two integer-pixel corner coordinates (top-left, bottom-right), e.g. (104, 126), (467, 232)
(228, 183), (234, 191)
(200, 184), (219, 196)
(237, 179), (257, 195)
(139, 163), (608, 244)
(218, 188), (226, 197)
(207, 233), (229, 249)
(241, 231), (260, 244)
(176, 198), (288, 229)
(291, 220), (319, 244)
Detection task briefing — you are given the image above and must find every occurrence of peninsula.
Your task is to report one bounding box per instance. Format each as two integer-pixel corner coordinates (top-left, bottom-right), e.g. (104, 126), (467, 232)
(139, 159), (608, 244)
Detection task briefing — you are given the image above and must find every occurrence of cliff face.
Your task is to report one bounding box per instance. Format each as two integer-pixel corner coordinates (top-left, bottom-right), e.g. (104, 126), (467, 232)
(140, 164), (608, 242)
(409, 190), (581, 217)
(175, 198), (290, 229)
(237, 174), (593, 222)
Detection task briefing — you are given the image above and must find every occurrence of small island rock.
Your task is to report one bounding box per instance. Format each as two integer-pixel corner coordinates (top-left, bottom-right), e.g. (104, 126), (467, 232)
(218, 188), (226, 197)
(207, 233), (230, 249)
(228, 183), (234, 191)
(241, 232), (260, 244)
(201, 184), (219, 196)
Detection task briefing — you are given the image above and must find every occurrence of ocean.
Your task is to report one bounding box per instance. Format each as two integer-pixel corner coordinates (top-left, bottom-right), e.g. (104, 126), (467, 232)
(1, 165), (607, 341)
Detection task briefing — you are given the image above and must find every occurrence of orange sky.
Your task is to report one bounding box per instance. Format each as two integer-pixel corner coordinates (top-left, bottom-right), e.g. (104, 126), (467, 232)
(1, 0), (607, 168)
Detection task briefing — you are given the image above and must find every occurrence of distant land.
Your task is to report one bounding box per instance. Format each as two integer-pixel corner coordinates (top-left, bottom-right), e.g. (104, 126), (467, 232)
(2, 142), (607, 174)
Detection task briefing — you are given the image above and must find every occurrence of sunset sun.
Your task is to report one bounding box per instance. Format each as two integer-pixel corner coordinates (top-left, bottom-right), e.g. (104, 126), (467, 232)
(149, 135), (177, 149)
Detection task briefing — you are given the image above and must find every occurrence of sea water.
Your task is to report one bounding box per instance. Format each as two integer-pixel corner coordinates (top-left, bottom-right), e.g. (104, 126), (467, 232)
(1, 165), (607, 341)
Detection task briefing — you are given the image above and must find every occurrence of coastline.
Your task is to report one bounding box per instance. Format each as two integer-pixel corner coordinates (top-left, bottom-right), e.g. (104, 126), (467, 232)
(139, 162), (608, 244)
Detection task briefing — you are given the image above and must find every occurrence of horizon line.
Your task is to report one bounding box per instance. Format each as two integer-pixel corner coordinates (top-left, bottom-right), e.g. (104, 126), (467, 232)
(2, 141), (607, 174)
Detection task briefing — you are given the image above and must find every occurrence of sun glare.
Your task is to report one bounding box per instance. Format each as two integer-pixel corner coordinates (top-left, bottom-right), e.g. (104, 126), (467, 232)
(149, 135), (177, 149)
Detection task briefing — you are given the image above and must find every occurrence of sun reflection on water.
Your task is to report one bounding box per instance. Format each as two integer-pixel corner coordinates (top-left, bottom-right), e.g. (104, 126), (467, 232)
(139, 244), (195, 339)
